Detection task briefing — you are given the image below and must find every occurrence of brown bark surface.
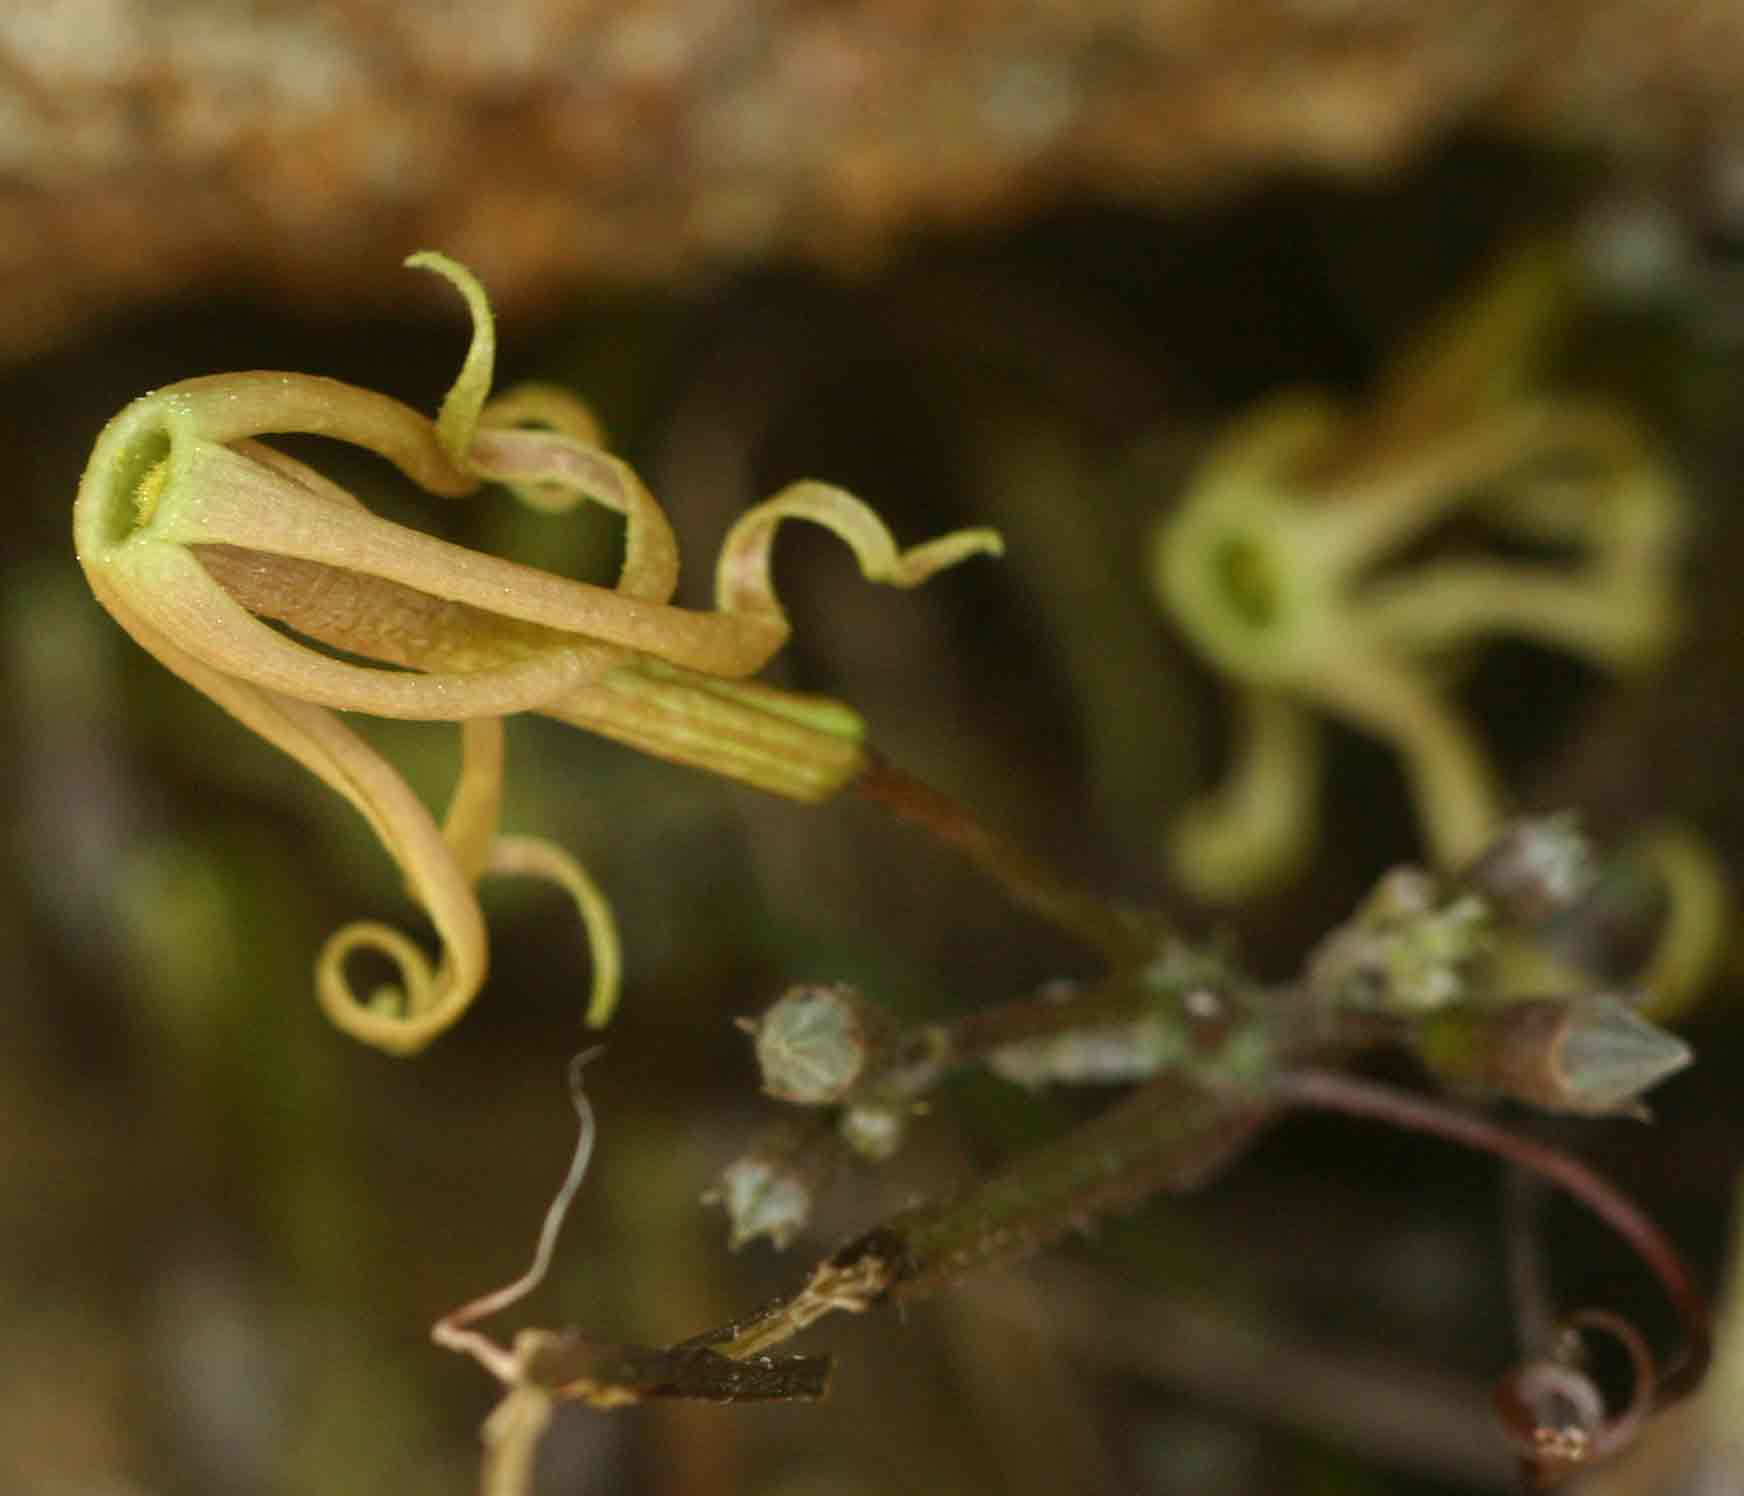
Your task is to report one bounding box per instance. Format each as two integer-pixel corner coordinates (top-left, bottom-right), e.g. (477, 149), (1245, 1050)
(3, 0), (1743, 358)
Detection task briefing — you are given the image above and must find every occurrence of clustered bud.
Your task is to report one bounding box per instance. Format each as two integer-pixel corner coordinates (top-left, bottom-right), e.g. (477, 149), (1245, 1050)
(1305, 866), (1491, 1015)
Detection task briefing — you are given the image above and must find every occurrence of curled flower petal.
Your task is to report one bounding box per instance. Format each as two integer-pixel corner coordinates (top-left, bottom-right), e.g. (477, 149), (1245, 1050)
(716, 479), (1003, 650)
(95, 587), (496, 1054)
(407, 249), (498, 469)
(1167, 686), (1322, 904)
(480, 383), (605, 448)
(1631, 823), (1732, 1023)
(466, 424), (679, 604)
(138, 372), (473, 494)
(443, 718), (507, 885)
(485, 836), (622, 1029)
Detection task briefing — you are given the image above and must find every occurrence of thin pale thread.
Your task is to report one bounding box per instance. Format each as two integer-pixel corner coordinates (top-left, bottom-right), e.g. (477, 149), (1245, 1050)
(433, 1048), (605, 1383)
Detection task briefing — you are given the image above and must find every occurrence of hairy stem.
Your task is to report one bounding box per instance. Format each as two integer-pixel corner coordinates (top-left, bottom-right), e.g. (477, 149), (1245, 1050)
(941, 974), (1170, 1062)
(698, 1077), (1273, 1362)
(893, 1076), (1275, 1297)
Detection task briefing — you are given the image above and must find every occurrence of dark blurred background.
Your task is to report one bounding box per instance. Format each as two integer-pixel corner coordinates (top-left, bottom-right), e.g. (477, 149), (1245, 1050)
(6, 4), (1744, 1493)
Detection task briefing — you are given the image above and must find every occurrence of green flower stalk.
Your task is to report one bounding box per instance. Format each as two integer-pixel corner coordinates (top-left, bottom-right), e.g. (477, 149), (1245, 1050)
(74, 252), (999, 1054)
(1152, 244), (1682, 898)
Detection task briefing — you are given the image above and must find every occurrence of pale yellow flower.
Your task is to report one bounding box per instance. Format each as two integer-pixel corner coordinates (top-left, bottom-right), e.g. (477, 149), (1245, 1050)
(74, 253), (999, 1053)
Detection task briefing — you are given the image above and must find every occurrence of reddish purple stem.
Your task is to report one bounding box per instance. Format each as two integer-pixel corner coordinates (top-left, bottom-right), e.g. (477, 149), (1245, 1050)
(1272, 1069), (1710, 1404)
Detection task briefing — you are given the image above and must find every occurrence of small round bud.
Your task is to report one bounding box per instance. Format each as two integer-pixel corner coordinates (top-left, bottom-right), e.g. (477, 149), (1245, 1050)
(709, 1157), (812, 1251)
(703, 1124), (834, 1251)
(750, 984), (893, 1105)
(1462, 815), (1595, 927)
(839, 1103), (906, 1162)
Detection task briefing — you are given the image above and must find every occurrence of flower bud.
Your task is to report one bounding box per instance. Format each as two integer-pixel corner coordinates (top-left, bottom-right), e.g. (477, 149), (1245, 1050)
(748, 984), (896, 1105)
(703, 1124), (835, 1251)
(839, 1103), (907, 1162)
(1306, 868), (1491, 1015)
(1421, 993), (1690, 1116)
(1460, 815), (1596, 927)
